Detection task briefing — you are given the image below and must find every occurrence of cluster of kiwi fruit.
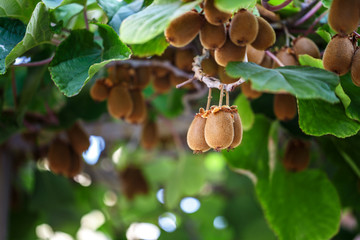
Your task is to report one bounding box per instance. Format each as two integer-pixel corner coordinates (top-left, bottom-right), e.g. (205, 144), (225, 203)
(282, 139), (310, 172)
(322, 0), (360, 86)
(119, 165), (149, 200)
(47, 122), (90, 178)
(187, 105), (242, 153)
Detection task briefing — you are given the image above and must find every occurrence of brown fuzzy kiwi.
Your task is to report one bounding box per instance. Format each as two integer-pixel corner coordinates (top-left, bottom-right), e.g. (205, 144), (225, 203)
(126, 90), (147, 124)
(66, 148), (82, 178)
(201, 56), (218, 77)
(328, 0), (360, 35)
(132, 67), (151, 90)
(120, 165), (149, 200)
(215, 37), (246, 67)
(115, 66), (131, 86)
(256, 4), (280, 22)
(204, 106), (234, 151)
(66, 122), (90, 155)
(283, 139), (310, 172)
(90, 78), (110, 102)
(323, 35), (354, 76)
(293, 37), (320, 59)
(351, 48), (360, 86)
(175, 49), (194, 72)
(247, 45), (265, 64)
(229, 9), (259, 46)
(153, 75), (172, 93)
(241, 81), (262, 99)
(200, 21), (226, 49)
(260, 54), (273, 68)
(251, 17), (276, 50)
(229, 106), (243, 149)
(273, 48), (298, 68)
(187, 108), (211, 153)
(107, 85), (133, 119)
(152, 67), (169, 78)
(47, 138), (72, 176)
(273, 93), (297, 121)
(141, 121), (159, 150)
(204, 0), (232, 25)
(218, 66), (238, 83)
(165, 11), (204, 47)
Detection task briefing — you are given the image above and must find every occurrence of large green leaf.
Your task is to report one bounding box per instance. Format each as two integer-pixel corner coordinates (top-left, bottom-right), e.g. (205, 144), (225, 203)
(131, 34), (169, 57)
(256, 170), (341, 240)
(49, 24), (131, 97)
(119, 0), (201, 44)
(0, 0), (39, 23)
(226, 62), (339, 103)
(298, 99), (360, 137)
(233, 93), (255, 131)
(215, 0), (256, 12)
(0, 18), (26, 74)
(42, 0), (86, 8)
(337, 73), (360, 122)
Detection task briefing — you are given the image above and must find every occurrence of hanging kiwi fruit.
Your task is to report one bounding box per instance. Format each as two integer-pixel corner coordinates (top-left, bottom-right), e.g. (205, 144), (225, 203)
(283, 139), (310, 172)
(273, 47), (298, 68)
(90, 78), (110, 102)
(328, 0), (360, 35)
(351, 48), (360, 87)
(228, 106), (243, 149)
(203, 0), (232, 25)
(126, 90), (147, 124)
(241, 81), (262, 99)
(292, 37), (321, 59)
(66, 122), (90, 155)
(141, 120), (159, 150)
(107, 85), (134, 119)
(273, 93), (297, 121)
(251, 16), (276, 50)
(214, 36), (246, 67)
(200, 21), (227, 49)
(229, 9), (259, 46)
(187, 108), (211, 153)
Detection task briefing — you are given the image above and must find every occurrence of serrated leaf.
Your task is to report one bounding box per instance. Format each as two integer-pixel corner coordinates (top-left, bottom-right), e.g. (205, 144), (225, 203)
(131, 34), (169, 57)
(0, 0), (39, 23)
(215, 0), (256, 12)
(119, 0), (201, 44)
(233, 94), (254, 131)
(226, 62), (339, 103)
(337, 73), (360, 122)
(298, 99), (360, 138)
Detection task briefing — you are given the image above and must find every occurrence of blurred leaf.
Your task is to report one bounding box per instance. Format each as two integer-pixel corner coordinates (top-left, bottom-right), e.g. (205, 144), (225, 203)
(298, 54), (324, 69)
(321, 0), (332, 8)
(337, 73), (360, 122)
(52, 3), (84, 27)
(0, 112), (21, 144)
(215, 0), (256, 12)
(42, 0), (86, 8)
(233, 94), (254, 131)
(152, 88), (185, 118)
(131, 34), (169, 57)
(0, 0), (39, 23)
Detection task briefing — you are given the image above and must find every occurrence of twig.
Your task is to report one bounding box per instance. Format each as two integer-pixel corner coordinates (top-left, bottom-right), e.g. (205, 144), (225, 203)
(11, 67), (17, 108)
(206, 88), (212, 110)
(353, 31), (360, 38)
(182, 85), (208, 115)
(226, 91), (229, 106)
(218, 85), (224, 107)
(283, 23), (295, 46)
(15, 55), (54, 67)
(83, 4), (89, 30)
(176, 78), (195, 88)
(294, 1), (323, 26)
(261, 0), (293, 11)
(265, 50), (285, 67)
(305, 10), (328, 36)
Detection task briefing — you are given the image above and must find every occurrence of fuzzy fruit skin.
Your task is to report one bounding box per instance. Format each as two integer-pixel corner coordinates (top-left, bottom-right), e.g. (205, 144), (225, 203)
(328, 0), (360, 35)
(256, 4), (280, 22)
(323, 35), (354, 76)
(152, 67), (169, 78)
(165, 11), (203, 47)
(133, 67), (151, 89)
(293, 37), (320, 59)
(273, 48), (298, 68)
(204, 0), (232, 25)
(260, 54), (273, 68)
(351, 49), (360, 86)
(283, 139), (310, 172)
(201, 57), (218, 77)
(205, 107), (234, 150)
(48, 138), (72, 176)
(90, 79), (109, 101)
(120, 165), (149, 200)
(215, 37), (246, 67)
(241, 81), (262, 99)
(107, 86), (133, 119)
(200, 21), (226, 49)
(126, 90), (147, 124)
(141, 121), (159, 150)
(218, 66), (238, 83)
(175, 49), (194, 72)
(187, 113), (211, 153)
(66, 123), (90, 155)
(273, 94), (297, 121)
(153, 75), (171, 93)
(229, 9), (259, 46)
(247, 45), (265, 64)
(251, 17), (276, 50)
(67, 149), (82, 178)
(229, 108), (243, 149)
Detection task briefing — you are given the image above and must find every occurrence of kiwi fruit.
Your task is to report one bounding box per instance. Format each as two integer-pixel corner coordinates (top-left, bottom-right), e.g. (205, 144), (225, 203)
(47, 138), (72, 176)
(293, 37), (321, 59)
(241, 81), (262, 99)
(201, 56), (218, 77)
(126, 90), (147, 124)
(204, 0), (232, 25)
(120, 165), (149, 200)
(67, 149), (82, 178)
(229, 106), (243, 149)
(273, 48), (298, 68)
(90, 79), (110, 102)
(256, 4), (280, 22)
(200, 21), (226, 49)
(153, 75), (172, 93)
(328, 0), (360, 35)
(187, 109), (211, 153)
(251, 17), (276, 50)
(152, 67), (169, 78)
(229, 9), (259, 46)
(218, 66), (238, 83)
(323, 35), (354, 76)
(351, 48), (360, 86)
(133, 67), (151, 89)
(273, 93), (297, 121)
(215, 37), (246, 67)
(107, 85), (133, 119)
(247, 45), (265, 64)
(115, 66), (131, 85)
(165, 11), (204, 47)
(204, 106), (234, 151)
(175, 49), (194, 72)
(66, 122), (90, 155)
(260, 54), (273, 68)
(283, 139), (310, 172)
(141, 121), (159, 150)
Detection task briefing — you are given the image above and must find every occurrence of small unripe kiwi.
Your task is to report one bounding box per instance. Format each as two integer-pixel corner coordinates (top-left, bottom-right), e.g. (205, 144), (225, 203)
(90, 79), (110, 102)
(229, 9), (259, 46)
(241, 81), (262, 99)
(351, 48), (360, 86)
(133, 67), (151, 90)
(247, 45), (265, 64)
(323, 35), (354, 76)
(204, 106), (234, 151)
(120, 165), (149, 200)
(153, 75), (171, 93)
(66, 122), (90, 155)
(293, 37), (320, 59)
(328, 0), (360, 35)
(126, 90), (147, 124)
(204, 0), (232, 25)
(273, 93), (297, 121)
(283, 139), (310, 172)
(218, 66), (238, 83)
(260, 54), (273, 68)
(107, 86), (133, 119)
(141, 121), (159, 150)
(229, 106), (243, 149)
(187, 108), (211, 153)
(165, 11), (204, 47)
(201, 56), (218, 77)
(251, 17), (276, 50)
(175, 49), (194, 72)
(214, 37), (246, 67)
(200, 21), (226, 49)
(273, 48), (298, 68)
(47, 138), (72, 176)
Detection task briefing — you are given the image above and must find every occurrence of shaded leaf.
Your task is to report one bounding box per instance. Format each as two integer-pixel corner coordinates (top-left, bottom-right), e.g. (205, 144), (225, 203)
(0, 0), (39, 23)
(233, 93), (255, 131)
(338, 73), (360, 122)
(42, 0), (86, 8)
(131, 34), (169, 57)
(214, 0), (256, 13)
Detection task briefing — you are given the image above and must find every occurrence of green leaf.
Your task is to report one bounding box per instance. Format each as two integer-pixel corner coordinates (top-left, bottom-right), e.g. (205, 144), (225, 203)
(0, 18), (26, 74)
(233, 94), (255, 131)
(298, 54), (324, 69)
(298, 99), (360, 137)
(0, 0), (39, 23)
(131, 34), (169, 57)
(49, 24), (131, 97)
(42, 0), (86, 8)
(256, 170), (341, 240)
(316, 25), (334, 43)
(119, 0), (201, 44)
(226, 62), (339, 103)
(321, 0), (332, 8)
(337, 73), (360, 122)
(214, 0), (256, 13)
(151, 88), (185, 118)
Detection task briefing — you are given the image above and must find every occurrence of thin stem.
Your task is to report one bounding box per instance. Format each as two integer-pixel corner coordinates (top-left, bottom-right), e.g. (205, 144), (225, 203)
(176, 78), (195, 88)
(353, 31), (360, 38)
(262, 0), (293, 11)
(294, 1), (323, 26)
(283, 23), (295, 46)
(206, 88), (212, 110)
(339, 150), (360, 178)
(83, 4), (89, 30)
(265, 50), (285, 67)
(226, 91), (229, 106)
(11, 67), (17, 108)
(305, 10), (328, 36)
(15, 55), (54, 67)
(218, 85), (224, 107)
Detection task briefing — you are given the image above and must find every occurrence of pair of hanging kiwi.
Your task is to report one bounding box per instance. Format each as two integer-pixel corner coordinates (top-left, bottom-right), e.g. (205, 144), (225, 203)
(282, 139), (310, 172)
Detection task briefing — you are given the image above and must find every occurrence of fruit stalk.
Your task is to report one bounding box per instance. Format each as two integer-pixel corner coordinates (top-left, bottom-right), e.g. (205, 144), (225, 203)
(206, 88), (212, 110)
(294, 1), (323, 26)
(261, 0), (293, 11)
(265, 50), (285, 67)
